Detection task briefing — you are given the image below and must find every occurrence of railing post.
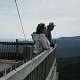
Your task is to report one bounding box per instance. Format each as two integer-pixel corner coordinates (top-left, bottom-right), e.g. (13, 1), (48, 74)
(16, 39), (18, 61)
(23, 45), (33, 60)
(54, 40), (56, 44)
(0, 70), (5, 77)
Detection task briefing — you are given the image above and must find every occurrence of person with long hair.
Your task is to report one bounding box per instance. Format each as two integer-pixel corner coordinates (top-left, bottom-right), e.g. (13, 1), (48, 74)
(31, 23), (50, 55)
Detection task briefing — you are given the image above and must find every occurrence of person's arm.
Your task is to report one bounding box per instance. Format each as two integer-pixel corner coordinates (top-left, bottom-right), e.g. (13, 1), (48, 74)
(40, 34), (50, 49)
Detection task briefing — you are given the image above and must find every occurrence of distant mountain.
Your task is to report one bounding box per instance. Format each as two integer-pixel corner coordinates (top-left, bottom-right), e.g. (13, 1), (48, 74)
(53, 36), (80, 58)
(57, 56), (80, 80)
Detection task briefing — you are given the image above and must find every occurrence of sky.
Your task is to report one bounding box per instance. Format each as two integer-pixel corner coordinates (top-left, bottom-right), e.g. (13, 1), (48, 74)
(0, 0), (80, 41)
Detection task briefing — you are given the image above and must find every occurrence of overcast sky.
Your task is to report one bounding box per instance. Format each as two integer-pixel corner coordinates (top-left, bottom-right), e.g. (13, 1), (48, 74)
(0, 0), (80, 40)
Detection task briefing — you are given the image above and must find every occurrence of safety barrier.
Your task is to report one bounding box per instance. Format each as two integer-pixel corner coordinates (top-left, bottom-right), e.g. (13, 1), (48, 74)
(0, 45), (58, 80)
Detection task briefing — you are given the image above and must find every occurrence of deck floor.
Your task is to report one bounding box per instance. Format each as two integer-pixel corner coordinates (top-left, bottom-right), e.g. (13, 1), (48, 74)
(0, 59), (16, 71)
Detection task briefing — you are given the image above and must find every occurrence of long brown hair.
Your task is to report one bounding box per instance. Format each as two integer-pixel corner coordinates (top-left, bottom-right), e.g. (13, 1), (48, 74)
(36, 23), (45, 34)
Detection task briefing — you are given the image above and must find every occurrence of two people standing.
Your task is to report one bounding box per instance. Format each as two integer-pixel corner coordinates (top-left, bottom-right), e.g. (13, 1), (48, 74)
(31, 22), (56, 55)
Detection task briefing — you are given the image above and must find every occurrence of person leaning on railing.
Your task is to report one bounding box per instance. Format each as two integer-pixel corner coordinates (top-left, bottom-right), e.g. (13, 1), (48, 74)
(45, 22), (56, 48)
(31, 23), (50, 56)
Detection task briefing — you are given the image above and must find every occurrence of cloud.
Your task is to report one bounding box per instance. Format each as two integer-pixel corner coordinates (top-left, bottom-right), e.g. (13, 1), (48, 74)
(0, 0), (80, 39)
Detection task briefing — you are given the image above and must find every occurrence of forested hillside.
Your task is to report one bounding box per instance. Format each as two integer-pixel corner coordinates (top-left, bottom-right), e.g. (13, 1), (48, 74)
(57, 56), (80, 80)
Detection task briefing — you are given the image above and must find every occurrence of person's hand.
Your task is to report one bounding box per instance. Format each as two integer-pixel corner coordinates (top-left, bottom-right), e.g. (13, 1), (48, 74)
(47, 44), (50, 49)
(51, 44), (55, 48)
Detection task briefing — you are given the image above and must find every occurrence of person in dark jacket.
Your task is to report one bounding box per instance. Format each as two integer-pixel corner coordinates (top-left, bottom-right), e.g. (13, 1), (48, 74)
(45, 22), (56, 47)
